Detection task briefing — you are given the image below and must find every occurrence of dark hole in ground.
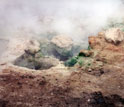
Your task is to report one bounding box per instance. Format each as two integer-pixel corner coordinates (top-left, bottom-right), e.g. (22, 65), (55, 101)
(14, 51), (59, 70)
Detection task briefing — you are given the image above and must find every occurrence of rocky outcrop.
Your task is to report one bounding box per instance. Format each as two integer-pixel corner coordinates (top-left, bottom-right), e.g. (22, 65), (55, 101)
(26, 39), (40, 55)
(89, 29), (124, 66)
(34, 57), (59, 70)
(64, 28), (124, 76)
(104, 28), (124, 44)
(51, 35), (73, 49)
(51, 35), (73, 60)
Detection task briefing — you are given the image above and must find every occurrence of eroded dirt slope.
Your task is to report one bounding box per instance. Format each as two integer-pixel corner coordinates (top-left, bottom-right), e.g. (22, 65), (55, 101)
(0, 63), (124, 107)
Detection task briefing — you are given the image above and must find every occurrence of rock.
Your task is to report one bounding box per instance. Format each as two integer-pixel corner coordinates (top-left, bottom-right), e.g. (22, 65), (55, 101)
(14, 53), (36, 69)
(51, 35), (73, 60)
(34, 57), (59, 70)
(51, 35), (73, 48)
(25, 40), (40, 55)
(88, 35), (105, 50)
(104, 28), (124, 44)
(98, 32), (105, 37)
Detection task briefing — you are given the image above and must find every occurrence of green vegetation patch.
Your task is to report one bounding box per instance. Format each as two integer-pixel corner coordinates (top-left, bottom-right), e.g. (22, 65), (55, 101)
(64, 57), (78, 67)
(87, 45), (92, 50)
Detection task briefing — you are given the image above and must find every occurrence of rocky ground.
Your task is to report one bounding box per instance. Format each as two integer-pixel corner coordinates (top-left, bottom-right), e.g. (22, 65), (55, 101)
(0, 29), (124, 107)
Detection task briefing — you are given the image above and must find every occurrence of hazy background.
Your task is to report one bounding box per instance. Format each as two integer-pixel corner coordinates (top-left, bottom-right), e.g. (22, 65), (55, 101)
(0, 0), (124, 40)
(0, 0), (124, 72)
(0, 0), (124, 59)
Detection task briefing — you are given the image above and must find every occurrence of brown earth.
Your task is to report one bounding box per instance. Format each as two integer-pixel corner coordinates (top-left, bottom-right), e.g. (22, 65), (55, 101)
(89, 32), (124, 65)
(1, 32), (124, 107)
(0, 64), (124, 107)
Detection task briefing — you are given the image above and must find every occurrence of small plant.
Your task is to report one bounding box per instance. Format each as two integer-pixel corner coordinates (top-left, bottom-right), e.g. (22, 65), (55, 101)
(87, 45), (91, 50)
(64, 57), (78, 67)
(78, 59), (84, 67)
(87, 63), (91, 66)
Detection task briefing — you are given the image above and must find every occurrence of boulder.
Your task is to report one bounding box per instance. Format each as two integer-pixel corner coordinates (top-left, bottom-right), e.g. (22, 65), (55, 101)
(51, 35), (73, 60)
(34, 57), (59, 70)
(104, 28), (124, 44)
(25, 40), (40, 55)
(14, 53), (36, 69)
(51, 35), (73, 49)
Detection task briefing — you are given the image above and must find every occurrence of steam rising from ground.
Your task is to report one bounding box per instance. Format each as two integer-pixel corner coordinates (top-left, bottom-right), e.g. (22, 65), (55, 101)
(0, 0), (123, 39)
(0, 0), (124, 63)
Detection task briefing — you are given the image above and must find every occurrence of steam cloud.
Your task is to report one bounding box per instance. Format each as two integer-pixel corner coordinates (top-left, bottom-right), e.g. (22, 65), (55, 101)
(0, 0), (124, 58)
(0, 0), (124, 39)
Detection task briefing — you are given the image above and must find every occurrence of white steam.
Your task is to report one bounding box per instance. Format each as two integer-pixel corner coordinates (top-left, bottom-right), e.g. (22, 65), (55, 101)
(0, 0), (123, 39)
(0, 0), (124, 62)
